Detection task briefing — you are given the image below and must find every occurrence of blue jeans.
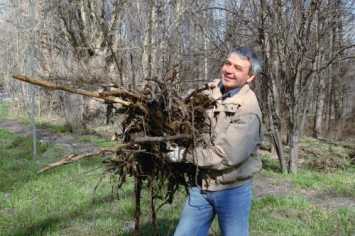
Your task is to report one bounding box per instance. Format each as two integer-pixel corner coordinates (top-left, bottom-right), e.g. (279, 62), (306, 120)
(174, 180), (253, 236)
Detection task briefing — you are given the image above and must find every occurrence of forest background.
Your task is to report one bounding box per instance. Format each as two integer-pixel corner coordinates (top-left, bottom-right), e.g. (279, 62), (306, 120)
(0, 1), (355, 235)
(0, 0), (355, 172)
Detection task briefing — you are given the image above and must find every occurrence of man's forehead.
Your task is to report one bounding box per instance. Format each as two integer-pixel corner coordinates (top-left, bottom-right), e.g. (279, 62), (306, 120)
(227, 53), (251, 68)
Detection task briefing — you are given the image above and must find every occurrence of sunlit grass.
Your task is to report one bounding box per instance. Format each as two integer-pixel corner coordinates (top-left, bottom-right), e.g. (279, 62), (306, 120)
(251, 195), (355, 236)
(0, 100), (11, 117)
(0, 128), (49, 192)
(37, 122), (68, 133)
(1, 100), (354, 235)
(290, 169), (355, 197)
(0, 129), (185, 235)
(2, 134), (354, 236)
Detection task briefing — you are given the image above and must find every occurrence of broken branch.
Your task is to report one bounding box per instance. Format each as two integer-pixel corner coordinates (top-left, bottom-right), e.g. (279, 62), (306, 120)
(12, 74), (131, 107)
(132, 134), (191, 143)
(37, 144), (130, 173)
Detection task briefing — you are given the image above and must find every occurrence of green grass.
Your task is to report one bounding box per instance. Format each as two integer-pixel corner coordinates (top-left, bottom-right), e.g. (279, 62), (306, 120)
(251, 195), (355, 236)
(260, 154), (282, 172)
(290, 169), (355, 196)
(96, 140), (118, 148)
(37, 122), (68, 133)
(0, 128), (188, 235)
(0, 129), (50, 192)
(0, 101), (68, 133)
(1, 100), (354, 235)
(302, 138), (319, 148)
(0, 100), (11, 117)
(76, 135), (118, 149)
(1, 131), (354, 236)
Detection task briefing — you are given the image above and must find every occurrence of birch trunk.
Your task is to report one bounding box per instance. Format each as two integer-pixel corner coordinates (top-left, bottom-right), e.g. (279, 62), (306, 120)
(258, 0), (287, 172)
(313, 9), (326, 138)
(288, 131), (299, 173)
(141, 1), (153, 80)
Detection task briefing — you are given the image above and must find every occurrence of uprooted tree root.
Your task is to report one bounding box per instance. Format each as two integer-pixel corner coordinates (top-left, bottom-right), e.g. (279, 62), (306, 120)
(13, 73), (216, 236)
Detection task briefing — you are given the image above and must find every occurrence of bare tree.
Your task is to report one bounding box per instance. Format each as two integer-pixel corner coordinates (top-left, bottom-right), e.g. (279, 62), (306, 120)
(251, 0), (355, 173)
(1, 0), (354, 172)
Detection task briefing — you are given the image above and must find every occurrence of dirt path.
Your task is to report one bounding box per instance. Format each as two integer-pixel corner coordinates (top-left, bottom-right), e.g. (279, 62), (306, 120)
(0, 118), (98, 153)
(1, 117), (354, 211)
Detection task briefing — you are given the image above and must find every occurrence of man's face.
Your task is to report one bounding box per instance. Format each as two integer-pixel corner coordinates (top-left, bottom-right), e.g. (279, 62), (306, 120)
(220, 53), (255, 91)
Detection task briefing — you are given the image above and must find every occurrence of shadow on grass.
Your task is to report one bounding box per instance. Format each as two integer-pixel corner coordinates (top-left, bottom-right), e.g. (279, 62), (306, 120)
(303, 187), (355, 208)
(9, 200), (180, 236)
(7, 185), (180, 236)
(118, 219), (180, 236)
(1, 156), (105, 193)
(261, 158), (282, 173)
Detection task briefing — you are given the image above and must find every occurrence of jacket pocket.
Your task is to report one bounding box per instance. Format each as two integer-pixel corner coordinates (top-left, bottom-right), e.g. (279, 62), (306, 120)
(217, 153), (262, 184)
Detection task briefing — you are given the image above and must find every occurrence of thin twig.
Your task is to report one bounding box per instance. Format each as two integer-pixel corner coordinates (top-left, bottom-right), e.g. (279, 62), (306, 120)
(37, 144), (130, 173)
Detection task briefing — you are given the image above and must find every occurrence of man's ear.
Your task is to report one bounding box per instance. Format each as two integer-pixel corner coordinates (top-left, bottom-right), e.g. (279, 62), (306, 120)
(247, 73), (256, 83)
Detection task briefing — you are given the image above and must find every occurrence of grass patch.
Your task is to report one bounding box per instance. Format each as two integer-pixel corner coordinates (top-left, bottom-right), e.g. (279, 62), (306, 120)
(0, 101), (68, 134)
(76, 135), (118, 149)
(96, 140), (118, 148)
(0, 100), (12, 118)
(260, 154), (282, 172)
(0, 130), (187, 236)
(291, 169), (355, 197)
(0, 128), (50, 192)
(251, 195), (355, 236)
(37, 122), (68, 133)
(302, 138), (319, 148)
(79, 135), (94, 143)
(1, 101), (354, 235)
(299, 138), (354, 172)
(2, 131), (353, 236)
(252, 164), (355, 235)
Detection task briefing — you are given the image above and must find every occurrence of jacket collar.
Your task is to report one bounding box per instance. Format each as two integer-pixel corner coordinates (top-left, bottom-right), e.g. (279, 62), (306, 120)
(211, 79), (250, 105)
(218, 82), (241, 100)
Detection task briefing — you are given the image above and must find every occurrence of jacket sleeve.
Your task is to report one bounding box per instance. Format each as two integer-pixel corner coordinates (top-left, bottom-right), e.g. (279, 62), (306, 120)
(184, 112), (262, 170)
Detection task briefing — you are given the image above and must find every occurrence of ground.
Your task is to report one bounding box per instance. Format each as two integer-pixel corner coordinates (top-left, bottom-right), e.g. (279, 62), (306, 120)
(1, 117), (354, 211)
(0, 118), (98, 153)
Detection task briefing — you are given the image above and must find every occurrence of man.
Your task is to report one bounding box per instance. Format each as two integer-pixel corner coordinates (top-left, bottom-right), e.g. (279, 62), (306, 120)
(167, 46), (264, 236)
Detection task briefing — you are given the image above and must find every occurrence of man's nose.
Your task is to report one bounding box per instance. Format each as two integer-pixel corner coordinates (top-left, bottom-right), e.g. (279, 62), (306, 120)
(224, 66), (233, 74)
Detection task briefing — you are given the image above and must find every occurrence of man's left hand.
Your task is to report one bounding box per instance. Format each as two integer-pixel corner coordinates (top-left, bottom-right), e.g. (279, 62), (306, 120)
(165, 145), (185, 163)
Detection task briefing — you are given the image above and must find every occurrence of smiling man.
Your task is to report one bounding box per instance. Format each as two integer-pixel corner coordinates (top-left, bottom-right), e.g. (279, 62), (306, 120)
(221, 50), (256, 91)
(166, 47), (264, 236)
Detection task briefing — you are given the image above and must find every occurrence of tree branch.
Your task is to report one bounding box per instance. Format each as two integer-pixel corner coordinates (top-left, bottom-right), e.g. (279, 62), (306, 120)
(12, 74), (131, 106)
(132, 134), (192, 143)
(37, 144), (130, 173)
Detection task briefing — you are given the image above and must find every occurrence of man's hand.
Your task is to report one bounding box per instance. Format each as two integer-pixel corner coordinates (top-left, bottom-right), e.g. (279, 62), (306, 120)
(165, 145), (185, 163)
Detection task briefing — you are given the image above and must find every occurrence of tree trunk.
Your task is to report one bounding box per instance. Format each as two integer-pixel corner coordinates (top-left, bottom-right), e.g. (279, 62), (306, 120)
(260, 0), (287, 172)
(288, 130), (299, 173)
(141, 1), (153, 80)
(313, 73), (325, 138)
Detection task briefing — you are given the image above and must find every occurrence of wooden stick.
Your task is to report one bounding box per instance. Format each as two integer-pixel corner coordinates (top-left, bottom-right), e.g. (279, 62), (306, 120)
(37, 144), (130, 173)
(134, 177), (142, 236)
(100, 89), (146, 101)
(132, 134), (191, 143)
(37, 150), (110, 173)
(12, 74), (131, 107)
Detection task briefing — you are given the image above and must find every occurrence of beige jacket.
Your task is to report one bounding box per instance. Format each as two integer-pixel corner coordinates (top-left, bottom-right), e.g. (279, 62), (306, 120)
(185, 79), (264, 191)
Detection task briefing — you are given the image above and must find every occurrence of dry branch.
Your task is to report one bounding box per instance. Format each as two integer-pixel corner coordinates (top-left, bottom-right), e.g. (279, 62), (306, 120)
(132, 134), (192, 143)
(12, 72), (216, 235)
(99, 89), (146, 101)
(37, 144), (130, 173)
(12, 74), (131, 106)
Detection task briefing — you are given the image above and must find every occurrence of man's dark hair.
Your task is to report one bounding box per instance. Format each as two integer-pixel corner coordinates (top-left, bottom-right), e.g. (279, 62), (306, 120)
(229, 47), (262, 75)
